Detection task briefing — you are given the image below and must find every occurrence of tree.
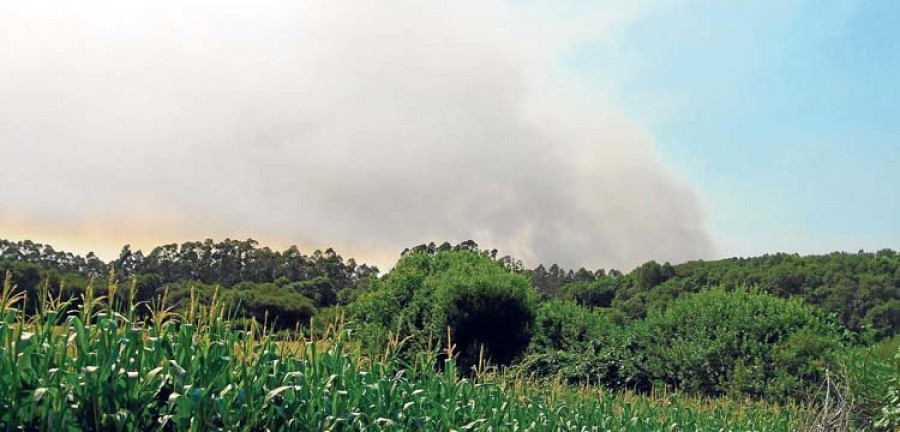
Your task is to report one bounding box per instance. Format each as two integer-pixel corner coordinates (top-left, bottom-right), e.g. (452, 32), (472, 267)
(115, 245), (139, 279)
(351, 249), (536, 371)
(865, 299), (900, 339)
(288, 277), (337, 308)
(228, 282), (316, 329)
(561, 277), (618, 308)
(134, 273), (164, 303)
(637, 288), (842, 400)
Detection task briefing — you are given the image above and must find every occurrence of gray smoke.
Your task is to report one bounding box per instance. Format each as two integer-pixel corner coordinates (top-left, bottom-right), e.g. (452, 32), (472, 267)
(0, 0), (715, 270)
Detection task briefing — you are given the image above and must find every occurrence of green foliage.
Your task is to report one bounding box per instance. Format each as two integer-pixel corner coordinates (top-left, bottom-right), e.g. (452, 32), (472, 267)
(866, 299), (900, 340)
(133, 239), (378, 290)
(1, 237), (378, 319)
(604, 251), (900, 336)
(164, 280), (220, 310)
(876, 345), (900, 430)
(3, 236), (898, 417)
(5, 237), (900, 339)
(837, 342), (898, 429)
(133, 272), (163, 303)
(0, 273), (803, 431)
(0, 238), (107, 276)
(524, 289), (845, 402)
(228, 282), (317, 329)
(521, 301), (631, 387)
(351, 250), (536, 370)
(286, 276), (337, 308)
(633, 261), (676, 290)
(530, 301), (613, 352)
(637, 288), (843, 401)
(539, 249), (900, 338)
(559, 278), (618, 308)
(0, 260), (90, 314)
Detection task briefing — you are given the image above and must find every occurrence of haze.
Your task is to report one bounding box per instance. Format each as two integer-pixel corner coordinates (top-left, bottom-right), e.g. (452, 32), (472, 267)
(4, 1), (724, 270)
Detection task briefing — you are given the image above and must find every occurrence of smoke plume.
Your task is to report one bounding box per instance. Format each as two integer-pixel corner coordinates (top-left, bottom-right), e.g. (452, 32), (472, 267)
(0, 0), (715, 270)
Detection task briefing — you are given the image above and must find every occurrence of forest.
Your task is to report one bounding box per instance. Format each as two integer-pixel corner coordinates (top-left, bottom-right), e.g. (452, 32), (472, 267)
(0, 237), (898, 429)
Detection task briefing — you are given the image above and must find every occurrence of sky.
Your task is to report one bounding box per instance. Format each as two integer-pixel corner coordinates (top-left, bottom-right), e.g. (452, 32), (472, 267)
(0, 0), (896, 271)
(587, 0), (900, 259)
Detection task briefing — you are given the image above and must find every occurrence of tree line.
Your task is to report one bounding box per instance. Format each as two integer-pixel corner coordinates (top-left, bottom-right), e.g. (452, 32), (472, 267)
(2, 238), (898, 338)
(0, 238), (376, 320)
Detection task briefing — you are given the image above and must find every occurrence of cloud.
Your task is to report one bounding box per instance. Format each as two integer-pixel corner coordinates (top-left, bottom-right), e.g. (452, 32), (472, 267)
(0, 0), (715, 270)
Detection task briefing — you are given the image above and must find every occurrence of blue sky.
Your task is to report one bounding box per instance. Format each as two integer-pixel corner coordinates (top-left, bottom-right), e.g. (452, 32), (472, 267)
(569, 0), (899, 257)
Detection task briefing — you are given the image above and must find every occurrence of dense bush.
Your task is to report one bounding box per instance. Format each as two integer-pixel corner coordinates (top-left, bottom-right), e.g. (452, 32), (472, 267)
(286, 276), (337, 308)
(163, 280), (219, 310)
(529, 301), (614, 352)
(837, 341), (898, 429)
(523, 289), (846, 402)
(521, 301), (633, 387)
(133, 273), (164, 303)
(876, 345), (900, 429)
(635, 288), (843, 401)
(228, 282), (317, 329)
(559, 278), (618, 308)
(866, 299), (900, 340)
(0, 238), (378, 325)
(0, 260), (90, 313)
(351, 250), (536, 370)
(533, 250), (900, 337)
(5, 237), (900, 339)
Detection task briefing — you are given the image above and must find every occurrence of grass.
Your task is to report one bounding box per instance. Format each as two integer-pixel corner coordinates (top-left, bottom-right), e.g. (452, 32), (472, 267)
(1, 273), (807, 431)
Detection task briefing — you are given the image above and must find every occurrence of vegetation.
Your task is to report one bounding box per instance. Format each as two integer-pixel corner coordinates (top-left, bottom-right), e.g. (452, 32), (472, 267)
(3, 238), (898, 339)
(876, 344), (900, 429)
(0, 275), (803, 431)
(545, 251), (900, 338)
(635, 288), (843, 400)
(521, 290), (845, 401)
(350, 250), (536, 371)
(1, 237), (899, 429)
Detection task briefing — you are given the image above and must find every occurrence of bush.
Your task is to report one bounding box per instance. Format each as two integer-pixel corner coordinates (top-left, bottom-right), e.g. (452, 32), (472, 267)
(164, 280), (220, 311)
(529, 301), (613, 352)
(837, 343), (897, 429)
(636, 288), (843, 401)
(134, 273), (164, 303)
(287, 277), (337, 308)
(866, 300), (900, 340)
(876, 345), (900, 430)
(520, 301), (632, 387)
(350, 250), (536, 370)
(0, 261), (90, 314)
(559, 279), (618, 308)
(228, 282), (317, 329)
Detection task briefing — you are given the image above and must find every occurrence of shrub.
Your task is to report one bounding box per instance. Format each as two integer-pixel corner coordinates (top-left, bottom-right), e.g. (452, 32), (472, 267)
(134, 273), (164, 303)
(164, 280), (220, 310)
(529, 301), (613, 352)
(866, 300), (900, 340)
(837, 344), (897, 429)
(227, 283), (316, 329)
(560, 279), (618, 308)
(636, 288), (843, 401)
(287, 277), (337, 308)
(876, 345), (900, 430)
(520, 301), (632, 387)
(350, 250), (536, 370)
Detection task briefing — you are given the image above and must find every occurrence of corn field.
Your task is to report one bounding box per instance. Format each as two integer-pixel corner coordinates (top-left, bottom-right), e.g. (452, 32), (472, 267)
(0, 273), (802, 431)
